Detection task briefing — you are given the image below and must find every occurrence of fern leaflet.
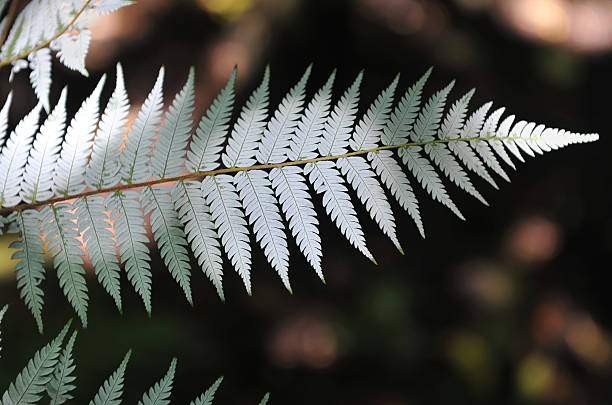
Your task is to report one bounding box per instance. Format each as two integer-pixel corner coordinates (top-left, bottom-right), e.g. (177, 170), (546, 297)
(189, 377), (223, 405)
(46, 330), (78, 405)
(143, 186), (193, 305)
(42, 204), (89, 327)
(109, 190), (152, 314)
(89, 350), (131, 405)
(137, 358), (176, 405)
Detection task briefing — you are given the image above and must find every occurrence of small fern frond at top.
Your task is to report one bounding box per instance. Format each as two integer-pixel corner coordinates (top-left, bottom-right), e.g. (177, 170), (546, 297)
(0, 0), (132, 111)
(0, 307), (269, 405)
(0, 63), (598, 331)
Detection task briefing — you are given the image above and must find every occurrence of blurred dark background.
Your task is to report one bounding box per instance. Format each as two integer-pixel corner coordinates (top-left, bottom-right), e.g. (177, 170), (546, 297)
(1, 0), (611, 403)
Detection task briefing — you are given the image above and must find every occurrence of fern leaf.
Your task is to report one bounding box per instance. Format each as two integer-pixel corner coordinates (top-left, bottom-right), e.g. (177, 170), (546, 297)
(501, 119), (526, 161)
(47, 330), (77, 405)
(1, 5), (28, 59)
(38, 0), (58, 40)
(449, 102), (498, 188)
(152, 67), (195, 179)
(492, 115), (518, 168)
(337, 156), (402, 252)
(235, 170), (290, 291)
(89, 350), (132, 405)
(0, 304), (7, 357)
(142, 186), (193, 305)
(402, 82), (463, 218)
(189, 376), (223, 405)
(138, 358), (177, 405)
(368, 150), (424, 237)
(526, 124), (546, 154)
(187, 67), (236, 172)
(202, 175), (252, 294)
(318, 71), (362, 156)
(76, 196), (122, 312)
(42, 204), (89, 327)
(172, 180), (225, 301)
(306, 161), (374, 262)
(426, 143), (487, 205)
(256, 65), (310, 164)
(259, 393), (270, 405)
(222, 66), (270, 168)
(269, 166), (322, 280)
(94, 0), (135, 15)
(514, 122), (537, 157)
(541, 127), (563, 149)
(109, 190), (152, 314)
(288, 70), (335, 161)
(340, 76), (402, 247)
(399, 146), (464, 219)
(0, 65), (599, 312)
(11, 209), (46, 334)
(469, 103), (510, 182)
(21, 87), (67, 204)
(28, 48), (52, 112)
(474, 133), (510, 182)
(410, 81), (454, 143)
(53, 76), (105, 196)
(350, 74), (398, 151)
(0, 104), (41, 207)
(426, 90), (487, 205)
(382, 68), (431, 145)
(437, 89), (474, 141)
(56, 29), (91, 76)
(121, 67), (165, 184)
(1, 320), (70, 405)
(0, 92), (13, 147)
(481, 107), (506, 143)
(87, 63), (130, 190)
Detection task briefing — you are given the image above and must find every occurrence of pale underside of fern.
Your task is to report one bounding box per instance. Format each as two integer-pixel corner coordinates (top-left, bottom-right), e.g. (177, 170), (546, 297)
(0, 308), (269, 405)
(0, 63), (598, 332)
(0, 0), (132, 111)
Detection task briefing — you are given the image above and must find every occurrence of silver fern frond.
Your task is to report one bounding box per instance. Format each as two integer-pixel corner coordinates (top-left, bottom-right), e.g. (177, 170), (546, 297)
(0, 65), (598, 329)
(0, 0), (132, 110)
(1, 320), (71, 404)
(0, 312), (268, 405)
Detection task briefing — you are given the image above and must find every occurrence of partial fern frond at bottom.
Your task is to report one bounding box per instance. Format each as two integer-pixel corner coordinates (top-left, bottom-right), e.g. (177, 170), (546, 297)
(0, 64), (598, 331)
(0, 307), (270, 405)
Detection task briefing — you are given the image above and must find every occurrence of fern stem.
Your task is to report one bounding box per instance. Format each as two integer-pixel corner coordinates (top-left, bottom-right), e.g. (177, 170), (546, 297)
(0, 135), (548, 215)
(0, 0), (94, 68)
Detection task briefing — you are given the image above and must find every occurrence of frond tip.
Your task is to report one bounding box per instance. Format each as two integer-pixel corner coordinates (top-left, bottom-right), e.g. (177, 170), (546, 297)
(0, 65), (598, 327)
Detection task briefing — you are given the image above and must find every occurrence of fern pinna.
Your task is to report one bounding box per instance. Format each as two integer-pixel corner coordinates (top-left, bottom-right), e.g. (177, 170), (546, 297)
(0, 63), (598, 333)
(0, 0), (132, 112)
(0, 305), (270, 405)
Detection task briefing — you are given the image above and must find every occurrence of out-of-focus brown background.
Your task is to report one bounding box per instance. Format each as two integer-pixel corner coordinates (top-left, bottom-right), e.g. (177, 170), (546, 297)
(1, 0), (611, 403)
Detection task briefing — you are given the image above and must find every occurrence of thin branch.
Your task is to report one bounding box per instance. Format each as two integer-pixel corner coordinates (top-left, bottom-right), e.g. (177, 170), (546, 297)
(0, 0), (22, 49)
(0, 135), (528, 215)
(0, 0), (93, 68)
